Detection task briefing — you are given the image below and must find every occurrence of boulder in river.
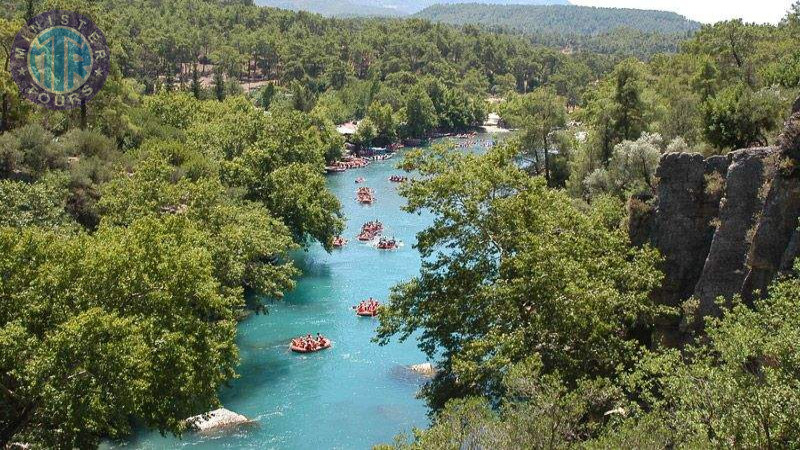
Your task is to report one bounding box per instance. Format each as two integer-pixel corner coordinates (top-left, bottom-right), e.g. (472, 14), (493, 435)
(409, 362), (436, 377)
(186, 408), (250, 432)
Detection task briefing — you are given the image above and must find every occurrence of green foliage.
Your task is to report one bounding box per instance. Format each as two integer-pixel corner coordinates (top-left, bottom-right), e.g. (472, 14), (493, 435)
(611, 59), (648, 144)
(99, 148), (298, 299)
(213, 71), (226, 102)
(2, 1), (800, 448)
(609, 267), (800, 447)
(352, 117), (377, 149)
(415, 3), (700, 58)
(500, 88), (566, 184)
(145, 94), (344, 248)
(0, 218), (242, 446)
(416, 3), (700, 36)
(378, 145), (663, 407)
(257, 83), (277, 110)
(365, 103), (398, 146)
(0, 174), (76, 229)
(388, 260), (800, 450)
(703, 84), (786, 150)
(584, 133), (664, 199)
(386, 356), (622, 450)
(0, 124), (66, 179)
(578, 59), (648, 168)
(402, 85), (437, 138)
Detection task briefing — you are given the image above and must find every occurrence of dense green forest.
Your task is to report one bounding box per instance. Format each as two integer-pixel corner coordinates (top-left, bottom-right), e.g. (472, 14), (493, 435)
(1, 0), (800, 447)
(0, 0), (623, 135)
(254, 0), (569, 17)
(417, 4), (700, 35)
(254, 0), (404, 17)
(416, 3), (701, 57)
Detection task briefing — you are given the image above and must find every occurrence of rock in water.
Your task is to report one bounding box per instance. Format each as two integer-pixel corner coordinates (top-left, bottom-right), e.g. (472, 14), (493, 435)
(186, 408), (249, 432)
(409, 362), (436, 376)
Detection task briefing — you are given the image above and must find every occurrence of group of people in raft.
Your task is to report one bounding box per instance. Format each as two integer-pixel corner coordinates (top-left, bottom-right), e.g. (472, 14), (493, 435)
(333, 221), (397, 249)
(455, 140), (494, 149)
(377, 237), (398, 250)
(356, 298), (381, 316)
(358, 220), (383, 241)
(331, 157), (370, 171)
(290, 333), (332, 353)
(356, 186), (375, 204)
(389, 175), (408, 183)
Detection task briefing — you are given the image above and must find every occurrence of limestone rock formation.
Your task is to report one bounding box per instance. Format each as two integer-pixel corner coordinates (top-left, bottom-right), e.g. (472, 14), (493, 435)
(647, 154), (727, 308)
(694, 147), (775, 317)
(409, 362), (437, 377)
(742, 124), (800, 301)
(631, 99), (800, 340)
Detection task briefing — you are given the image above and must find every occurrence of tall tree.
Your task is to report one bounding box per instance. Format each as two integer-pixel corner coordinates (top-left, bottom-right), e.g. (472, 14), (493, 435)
(500, 88), (567, 185)
(213, 71), (225, 102)
(612, 59), (647, 143)
(402, 85), (437, 139)
(377, 145), (663, 408)
(191, 64), (202, 100)
(703, 84), (784, 150)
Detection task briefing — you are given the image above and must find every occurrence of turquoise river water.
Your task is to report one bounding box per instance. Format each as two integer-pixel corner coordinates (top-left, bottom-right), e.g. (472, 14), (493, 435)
(120, 136), (497, 450)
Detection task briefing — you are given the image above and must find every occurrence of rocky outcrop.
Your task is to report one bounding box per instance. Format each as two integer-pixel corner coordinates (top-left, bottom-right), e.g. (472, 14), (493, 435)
(694, 147), (775, 317)
(742, 160), (800, 300)
(186, 408), (250, 433)
(739, 102), (800, 301)
(646, 154), (728, 307)
(631, 101), (800, 340)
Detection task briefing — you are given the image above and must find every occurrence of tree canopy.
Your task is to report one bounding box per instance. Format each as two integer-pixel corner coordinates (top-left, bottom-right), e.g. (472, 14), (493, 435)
(377, 145), (663, 407)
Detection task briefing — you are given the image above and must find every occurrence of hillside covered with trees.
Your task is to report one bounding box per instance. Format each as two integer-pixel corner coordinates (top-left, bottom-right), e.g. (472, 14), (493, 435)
(416, 3), (701, 56)
(254, 0), (569, 17)
(1, 0), (800, 447)
(417, 3), (701, 35)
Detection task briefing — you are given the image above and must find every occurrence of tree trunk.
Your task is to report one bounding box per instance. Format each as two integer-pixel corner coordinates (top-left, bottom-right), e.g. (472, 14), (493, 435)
(1, 93), (8, 132)
(80, 103), (87, 129)
(543, 134), (550, 186)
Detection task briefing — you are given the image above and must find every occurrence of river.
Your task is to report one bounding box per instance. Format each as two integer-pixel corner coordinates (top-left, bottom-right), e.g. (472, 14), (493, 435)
(121, 135), (498, 449)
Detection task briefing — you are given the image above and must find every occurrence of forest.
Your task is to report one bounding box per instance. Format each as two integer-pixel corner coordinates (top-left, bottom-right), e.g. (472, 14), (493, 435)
(254, 0), (569, 17)
(0, 0), (800, 447)
(416, 3), (701, 56)
(416, 3), (700, 35)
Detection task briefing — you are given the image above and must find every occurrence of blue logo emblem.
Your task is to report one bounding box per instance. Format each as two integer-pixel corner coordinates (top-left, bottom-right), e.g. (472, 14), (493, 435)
(29, 26), (93, 93)
(10, 11), (109, 110)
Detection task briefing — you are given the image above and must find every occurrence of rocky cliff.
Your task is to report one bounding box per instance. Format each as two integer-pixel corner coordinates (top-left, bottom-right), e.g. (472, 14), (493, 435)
(630, 104), (800, 342)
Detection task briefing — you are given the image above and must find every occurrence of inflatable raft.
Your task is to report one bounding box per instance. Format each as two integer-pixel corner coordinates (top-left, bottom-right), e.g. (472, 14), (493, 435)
(290, 339), (332, 353)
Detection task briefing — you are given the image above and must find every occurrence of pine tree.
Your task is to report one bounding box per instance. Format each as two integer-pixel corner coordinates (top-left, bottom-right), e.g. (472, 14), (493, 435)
(191, 64), (202, 99)
(25, 0), (35, 20)
(213, 71), (225, 102)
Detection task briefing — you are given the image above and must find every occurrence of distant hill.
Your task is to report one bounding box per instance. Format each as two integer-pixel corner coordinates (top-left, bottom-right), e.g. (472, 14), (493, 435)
(254, 0), (569, 17)
(253, 0), (401, 17)
(414, 3), (701, 35)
